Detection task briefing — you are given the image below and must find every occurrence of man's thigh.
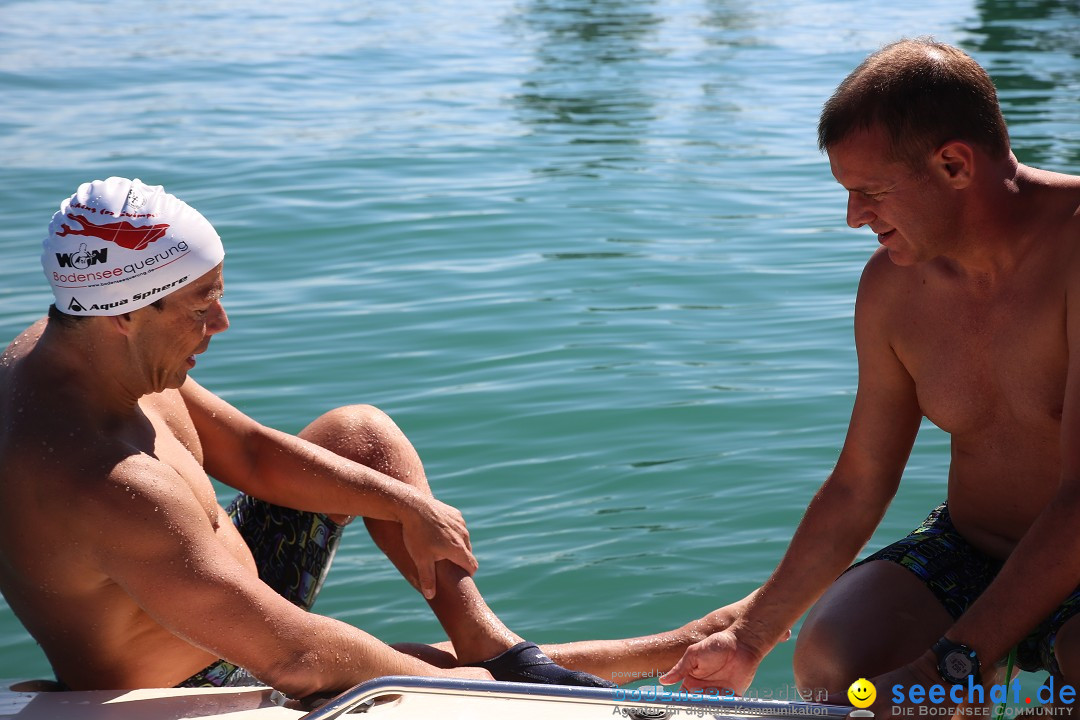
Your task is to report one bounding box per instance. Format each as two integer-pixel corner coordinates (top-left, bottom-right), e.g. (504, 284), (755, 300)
(794, 560), (952, 691)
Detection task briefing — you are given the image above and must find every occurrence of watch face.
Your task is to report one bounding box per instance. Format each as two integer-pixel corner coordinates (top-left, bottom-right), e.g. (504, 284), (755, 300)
(942, 649), (976, 682)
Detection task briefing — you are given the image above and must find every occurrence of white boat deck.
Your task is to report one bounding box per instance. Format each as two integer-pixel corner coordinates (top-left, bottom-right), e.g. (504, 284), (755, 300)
(0, 677), (854, 720)
(0, 682), (300, 720)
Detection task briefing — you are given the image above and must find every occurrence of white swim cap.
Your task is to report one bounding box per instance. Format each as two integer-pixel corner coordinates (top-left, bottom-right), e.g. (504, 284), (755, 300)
(41, 177), (225, 316)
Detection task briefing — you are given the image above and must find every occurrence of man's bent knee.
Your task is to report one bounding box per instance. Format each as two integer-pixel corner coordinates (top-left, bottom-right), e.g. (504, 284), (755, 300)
(301, 404), (394, 443)
(793, 561), (950, 693)
(1052, 615), (1080, 689)
(794, 603), (861, 693)
(299, 403), (430, 497)
(301, 404), (405, 463)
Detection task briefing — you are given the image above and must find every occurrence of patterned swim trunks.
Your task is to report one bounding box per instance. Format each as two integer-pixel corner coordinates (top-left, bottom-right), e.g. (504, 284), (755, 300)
(175, 494), (345, 688)
(852, 501), (1080, 674)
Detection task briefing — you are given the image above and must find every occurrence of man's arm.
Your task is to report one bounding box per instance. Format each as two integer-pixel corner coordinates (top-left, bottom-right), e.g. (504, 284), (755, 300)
(178, 377), (478, 596)
(87, 455), (483, 697)
(662, 251), (924, 691)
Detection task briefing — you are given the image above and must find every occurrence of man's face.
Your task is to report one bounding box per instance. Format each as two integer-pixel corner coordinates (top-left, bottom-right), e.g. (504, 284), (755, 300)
(827, 126), (951, 266)
(129, 264), (229, 392)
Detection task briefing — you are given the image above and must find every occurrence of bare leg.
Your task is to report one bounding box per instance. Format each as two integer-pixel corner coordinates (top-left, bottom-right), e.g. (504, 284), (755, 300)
(396, 597), (747, 683)
(300, 404), (735, 682)
(299, 404), (519, 665)
(1045, 613), (1080, 711)
(541, 605), (744, 682)
(794, 560), (952, 693)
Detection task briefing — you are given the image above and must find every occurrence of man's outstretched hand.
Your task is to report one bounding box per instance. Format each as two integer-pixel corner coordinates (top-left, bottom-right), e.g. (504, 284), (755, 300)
(659, 627), (770, 695)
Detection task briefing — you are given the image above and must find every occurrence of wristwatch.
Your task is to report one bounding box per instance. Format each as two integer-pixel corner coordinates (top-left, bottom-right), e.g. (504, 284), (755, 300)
(932, 637), (981, 685)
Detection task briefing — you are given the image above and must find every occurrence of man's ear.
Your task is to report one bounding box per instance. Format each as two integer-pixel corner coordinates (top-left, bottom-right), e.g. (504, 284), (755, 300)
(107, 312), (136, 337)
(933, 140), (975, 188)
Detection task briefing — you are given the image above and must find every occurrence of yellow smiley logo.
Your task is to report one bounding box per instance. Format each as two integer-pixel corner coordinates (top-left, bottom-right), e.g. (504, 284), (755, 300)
(847, 678), (876, 709)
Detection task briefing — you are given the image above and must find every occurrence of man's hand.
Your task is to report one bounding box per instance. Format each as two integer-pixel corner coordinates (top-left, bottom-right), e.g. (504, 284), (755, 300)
(658, 627), (769, 695)
(399, 493), (479, 599)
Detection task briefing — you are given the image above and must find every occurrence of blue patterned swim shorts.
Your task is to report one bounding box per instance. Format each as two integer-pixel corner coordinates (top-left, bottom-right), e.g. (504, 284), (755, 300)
(852, 501), (1080, 674)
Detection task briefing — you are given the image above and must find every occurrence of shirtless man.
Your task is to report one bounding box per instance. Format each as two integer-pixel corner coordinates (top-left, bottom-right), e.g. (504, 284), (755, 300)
(0, 177), (722, 697)
(661, 39), (1080, 713)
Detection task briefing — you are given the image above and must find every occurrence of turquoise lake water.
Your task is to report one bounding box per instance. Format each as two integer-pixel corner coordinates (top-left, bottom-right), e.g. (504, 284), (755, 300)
(2, 0), (1079, 698)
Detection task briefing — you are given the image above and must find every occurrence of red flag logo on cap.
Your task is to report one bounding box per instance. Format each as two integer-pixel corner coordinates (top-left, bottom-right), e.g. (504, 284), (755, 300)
(56, 213), (170, 251)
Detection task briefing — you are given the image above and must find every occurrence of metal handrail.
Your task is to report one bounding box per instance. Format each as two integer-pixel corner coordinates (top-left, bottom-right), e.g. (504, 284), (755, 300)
(300, 676), (853, 719)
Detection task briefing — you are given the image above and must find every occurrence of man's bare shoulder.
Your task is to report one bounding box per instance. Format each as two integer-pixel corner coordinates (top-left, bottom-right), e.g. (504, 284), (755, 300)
(0, 408), (188, 529)
(1, 318), (45, 359)
(0, 319), (46, 398)
(1063, 186), (1080, 244)
(860, 245), (903, 280)
(1023, 164), (1080, 194)
(1019, 164), (1080, 235)
(2, 324), (101, 480)
(0, 323), (207, 574)
(854, 247), (923, 311)
(2, 326), (129, 469)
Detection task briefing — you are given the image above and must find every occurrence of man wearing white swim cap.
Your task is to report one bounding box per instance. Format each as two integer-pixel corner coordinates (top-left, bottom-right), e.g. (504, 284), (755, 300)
(41, 177), (225, 317)
(0, 179), (725, 697)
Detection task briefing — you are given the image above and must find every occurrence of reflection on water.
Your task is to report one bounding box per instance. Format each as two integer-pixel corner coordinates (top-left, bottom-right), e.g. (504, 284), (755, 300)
(965, 0), (1080, 167)
(511, 0), (662, 181)
(520, 0), (664, 63)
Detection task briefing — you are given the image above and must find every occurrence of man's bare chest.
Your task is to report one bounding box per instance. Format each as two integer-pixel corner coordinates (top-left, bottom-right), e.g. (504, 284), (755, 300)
(892, 281), (1067, 438)
(138, 393), (222, 527)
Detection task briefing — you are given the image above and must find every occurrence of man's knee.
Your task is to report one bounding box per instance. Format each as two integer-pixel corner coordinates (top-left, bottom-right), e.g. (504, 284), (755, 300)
(303, 403), (394, 440)
(299, 404), (422, 481)
(1052, 615), (1080, 688)
(793, 600), (860, 693)
(793, 561), (950, 693)
(300, 404), (397, 462)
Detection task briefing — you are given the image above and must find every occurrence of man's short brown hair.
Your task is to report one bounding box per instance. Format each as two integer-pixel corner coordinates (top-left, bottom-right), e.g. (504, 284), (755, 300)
(818, 38), (1010, 167)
